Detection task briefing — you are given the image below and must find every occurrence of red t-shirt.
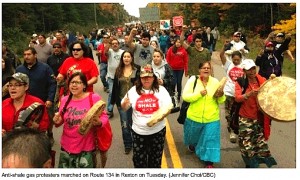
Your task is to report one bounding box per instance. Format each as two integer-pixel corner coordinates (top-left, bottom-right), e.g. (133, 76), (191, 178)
(58, 57), (99, 92)
(97, 43), (108, 63)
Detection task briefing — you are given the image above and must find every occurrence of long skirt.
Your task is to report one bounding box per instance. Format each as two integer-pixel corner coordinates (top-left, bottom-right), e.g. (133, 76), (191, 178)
(184, 118), (220, 163)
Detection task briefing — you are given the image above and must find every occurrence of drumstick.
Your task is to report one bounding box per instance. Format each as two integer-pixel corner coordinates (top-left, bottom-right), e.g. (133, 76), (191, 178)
(213, 77), (227, 97)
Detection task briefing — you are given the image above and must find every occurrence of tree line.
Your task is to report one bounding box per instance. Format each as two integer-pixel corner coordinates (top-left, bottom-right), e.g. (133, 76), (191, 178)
(2, 3), (296, 56)
(2, 3), (132, 55)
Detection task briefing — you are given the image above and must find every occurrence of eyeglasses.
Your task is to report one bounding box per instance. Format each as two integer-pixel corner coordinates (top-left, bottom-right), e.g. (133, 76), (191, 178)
(70, 81), (83, 85)
(72, 48), (82, 52)
(7, 83), (26, 88)
(53, 46), (61, 48)
(201, 67), (211, 70)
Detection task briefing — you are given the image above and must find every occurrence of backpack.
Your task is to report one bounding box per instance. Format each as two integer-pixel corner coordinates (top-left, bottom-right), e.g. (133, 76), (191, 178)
(229, 77), (248, 134)
(177, 75), (198, 124)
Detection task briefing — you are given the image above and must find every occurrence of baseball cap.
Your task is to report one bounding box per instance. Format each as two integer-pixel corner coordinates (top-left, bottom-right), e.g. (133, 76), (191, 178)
(276, 32), (285, 37)
(140, 64), (154, 77)
(241, 59), (256, 70)
(233, 32), (241, 37)
(52, 42), (62, 48)
(265, 41), (274, 47)
(32, 33), (38, 37)
(6, 72), (30, 84)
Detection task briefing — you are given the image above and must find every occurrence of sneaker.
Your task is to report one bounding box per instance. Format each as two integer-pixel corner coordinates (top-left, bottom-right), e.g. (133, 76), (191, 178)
(187, 145), (195, 153)
(230, 132), (237, 143)
(124, 148), (132, 154)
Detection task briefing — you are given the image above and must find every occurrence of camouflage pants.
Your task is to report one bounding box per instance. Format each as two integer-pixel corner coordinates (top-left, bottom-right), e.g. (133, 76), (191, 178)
(225, 95), (235, 132)
(58, 149), (94, 168)
(238, 117), (277, 168)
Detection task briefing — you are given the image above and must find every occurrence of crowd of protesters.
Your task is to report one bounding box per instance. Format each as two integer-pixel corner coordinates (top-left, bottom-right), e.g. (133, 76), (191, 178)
(2, 20), (294, 169)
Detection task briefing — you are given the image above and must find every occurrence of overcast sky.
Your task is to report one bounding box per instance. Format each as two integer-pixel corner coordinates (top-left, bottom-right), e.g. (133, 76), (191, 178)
(122, 1), (149, 17)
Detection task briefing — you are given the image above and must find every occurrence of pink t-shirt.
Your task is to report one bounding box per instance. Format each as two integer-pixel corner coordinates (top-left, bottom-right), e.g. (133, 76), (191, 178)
(58, 93), (108, 153)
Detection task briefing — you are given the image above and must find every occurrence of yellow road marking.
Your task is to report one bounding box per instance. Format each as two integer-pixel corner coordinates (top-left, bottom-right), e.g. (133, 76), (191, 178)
(165, 119), (183, 168)
(161, 151), (168, 168)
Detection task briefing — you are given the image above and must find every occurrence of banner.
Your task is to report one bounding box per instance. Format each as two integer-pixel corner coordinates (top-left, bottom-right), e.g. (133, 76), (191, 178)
(160, 20), (170, 29)
(173, 16), (183, 27)
(139, 7), (160, 22)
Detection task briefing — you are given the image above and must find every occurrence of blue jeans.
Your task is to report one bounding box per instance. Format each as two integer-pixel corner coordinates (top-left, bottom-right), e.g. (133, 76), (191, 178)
(107, 77), (114, 112)
(117, 106), (133, 149)
(100, 63), (108, 89)
(160, 45), (167, 54)
(208, 44), (213, 54)
(172, 70), (184, 98)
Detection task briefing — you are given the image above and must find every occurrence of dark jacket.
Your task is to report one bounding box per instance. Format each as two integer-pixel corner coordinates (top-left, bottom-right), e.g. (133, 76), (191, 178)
(161, 64), (175, 96)
(256, 51), (281, 79)
(272, 37), (291, 65)
(47, 52), (69, 76)
(16, 60), (56, 102)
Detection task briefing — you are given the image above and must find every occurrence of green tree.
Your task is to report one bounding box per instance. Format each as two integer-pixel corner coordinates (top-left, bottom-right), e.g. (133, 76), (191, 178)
(2, 4), (37, 33)
(62, 4), (83, 26)
(31, 4), (65, 32)
(198, 4), (220, 27)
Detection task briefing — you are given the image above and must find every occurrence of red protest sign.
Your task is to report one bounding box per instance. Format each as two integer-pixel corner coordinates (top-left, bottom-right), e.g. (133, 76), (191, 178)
(173, 16), (183, 27)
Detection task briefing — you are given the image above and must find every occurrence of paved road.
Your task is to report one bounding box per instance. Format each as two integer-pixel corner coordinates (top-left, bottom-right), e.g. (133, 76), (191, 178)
(52, 50), (296, 168)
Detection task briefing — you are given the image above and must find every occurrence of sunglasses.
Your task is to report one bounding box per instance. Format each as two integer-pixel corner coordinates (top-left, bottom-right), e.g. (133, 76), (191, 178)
(72, 48), (82, 52)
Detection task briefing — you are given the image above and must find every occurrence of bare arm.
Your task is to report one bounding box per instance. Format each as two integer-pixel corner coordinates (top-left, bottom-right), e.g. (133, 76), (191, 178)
(220, 41), (228, 65)
(264, 32), (275, 44)
(127, 28), (137, 50)
(180, 26), (189, 49)
(121, 93), (131, 111)
(56, 73), (64, 83)
(285, 49), (295, 62)
(88, 76), (98, 86)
